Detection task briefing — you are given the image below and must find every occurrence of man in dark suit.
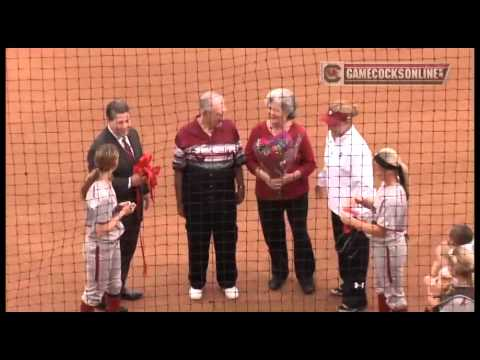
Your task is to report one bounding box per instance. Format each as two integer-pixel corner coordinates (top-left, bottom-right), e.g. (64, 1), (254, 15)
(87, 99), (148, 301)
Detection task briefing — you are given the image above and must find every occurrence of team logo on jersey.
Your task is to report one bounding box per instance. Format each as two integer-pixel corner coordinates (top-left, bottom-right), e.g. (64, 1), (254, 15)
(321, 62), (449, 85)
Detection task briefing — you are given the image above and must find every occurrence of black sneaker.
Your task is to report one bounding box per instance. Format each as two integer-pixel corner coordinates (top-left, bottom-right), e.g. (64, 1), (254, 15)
(330, 287), (343, 296)
(337, 304), (367, 312)
(268, 276), (286, 291)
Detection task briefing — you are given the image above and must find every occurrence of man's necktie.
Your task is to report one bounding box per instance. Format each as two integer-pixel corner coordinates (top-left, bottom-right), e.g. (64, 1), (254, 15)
(122, 137), (134, 160)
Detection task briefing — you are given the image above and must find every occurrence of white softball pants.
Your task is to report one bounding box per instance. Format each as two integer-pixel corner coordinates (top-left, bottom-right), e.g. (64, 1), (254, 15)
(371, 237), (408, 310)
(81, 236), (122, 307)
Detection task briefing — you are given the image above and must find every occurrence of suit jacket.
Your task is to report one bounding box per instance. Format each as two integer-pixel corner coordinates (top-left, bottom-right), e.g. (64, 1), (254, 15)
(87, 127), (149, 221)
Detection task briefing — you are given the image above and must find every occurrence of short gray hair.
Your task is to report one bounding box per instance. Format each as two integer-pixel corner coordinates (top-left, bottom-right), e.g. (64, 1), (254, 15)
(199, 91), (224, 113)
(265, 88), (297, 120)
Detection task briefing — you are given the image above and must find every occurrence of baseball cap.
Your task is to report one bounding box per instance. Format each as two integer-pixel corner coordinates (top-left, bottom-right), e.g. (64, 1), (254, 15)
(320, 109), (349, 126)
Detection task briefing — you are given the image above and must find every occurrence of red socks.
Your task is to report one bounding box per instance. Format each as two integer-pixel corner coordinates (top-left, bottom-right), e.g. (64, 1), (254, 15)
(80, 301), (95, 312)
(377, 294), (391, 312)
(105, 293), (127, 312)
(377, 294), (408, 312)
(81, 295), (126, 312)
(106, 293), (121, 312)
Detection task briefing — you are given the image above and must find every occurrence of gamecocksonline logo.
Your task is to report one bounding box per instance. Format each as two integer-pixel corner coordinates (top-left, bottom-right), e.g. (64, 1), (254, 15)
(321, 62), (450, 85)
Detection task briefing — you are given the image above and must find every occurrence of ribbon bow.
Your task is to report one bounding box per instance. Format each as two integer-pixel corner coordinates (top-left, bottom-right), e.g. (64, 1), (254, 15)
(133, 153), (161, 202)
(132, 153), (160, 277)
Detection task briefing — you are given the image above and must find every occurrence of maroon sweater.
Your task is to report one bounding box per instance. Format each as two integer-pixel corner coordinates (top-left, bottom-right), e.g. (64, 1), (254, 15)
(245, 121), (316, 200)
(173, 116), (245, 201)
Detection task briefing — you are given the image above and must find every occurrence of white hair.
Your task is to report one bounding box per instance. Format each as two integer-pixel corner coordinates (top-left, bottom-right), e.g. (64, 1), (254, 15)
(199, 91), (224, 112)
(265, 88), (297, 119)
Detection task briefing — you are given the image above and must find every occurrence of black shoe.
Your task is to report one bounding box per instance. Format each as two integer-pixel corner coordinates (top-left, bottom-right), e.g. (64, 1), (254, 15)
(330, 287), (343, 296)
(106, 305), (129, 312)
(268, 276), (286, 291)
(299, 278), (315, 295)
(121, 288), (144, 301)
(337, 304), (367, 312)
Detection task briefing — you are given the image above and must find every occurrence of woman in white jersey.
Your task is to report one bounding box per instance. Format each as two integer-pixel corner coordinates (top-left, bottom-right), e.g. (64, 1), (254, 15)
(80, 143), (136, 312)
(340, 148), (409, 312)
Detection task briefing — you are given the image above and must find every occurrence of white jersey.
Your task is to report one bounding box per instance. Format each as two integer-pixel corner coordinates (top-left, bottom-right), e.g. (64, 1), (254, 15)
(438, 286), (475, 312)
(85, 180), (124, 242)
(439, 297), (474, 312)
(370, 182), (408, 243)
(317, 125), (374, 218)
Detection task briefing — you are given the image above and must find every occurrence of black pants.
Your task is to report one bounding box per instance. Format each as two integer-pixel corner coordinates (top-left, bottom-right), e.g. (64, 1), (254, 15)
(184, 198), (238, 289)
(257, 194), (315, 282)
(331, 212), (369, 308)
(119, 214), (142, 289)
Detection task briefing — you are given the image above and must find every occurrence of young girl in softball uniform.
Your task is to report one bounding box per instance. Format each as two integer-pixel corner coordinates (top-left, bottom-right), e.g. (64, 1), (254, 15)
(80, 143), (136, 312)
(340, 147), (409, 312)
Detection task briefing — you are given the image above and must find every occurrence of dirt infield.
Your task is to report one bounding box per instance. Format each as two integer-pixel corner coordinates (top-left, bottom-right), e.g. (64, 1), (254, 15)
(6, 48), (474, 311)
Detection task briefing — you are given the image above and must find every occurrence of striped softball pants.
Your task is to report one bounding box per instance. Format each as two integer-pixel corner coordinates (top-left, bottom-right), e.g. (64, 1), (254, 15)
(81, 237), (122, 307)
(371, 237), (408, 310)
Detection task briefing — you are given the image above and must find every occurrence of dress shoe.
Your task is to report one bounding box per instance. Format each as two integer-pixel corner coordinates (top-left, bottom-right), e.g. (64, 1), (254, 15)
(268, 276), (286, 290)
(121, 288), (144, 301)
(299, 278), (315, 295)
(337, 303), (367, 312)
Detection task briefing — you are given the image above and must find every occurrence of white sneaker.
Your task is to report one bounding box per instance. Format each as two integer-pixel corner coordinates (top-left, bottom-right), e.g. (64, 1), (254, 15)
(224, 286), (239, 300)
(189, 287), (203, 300)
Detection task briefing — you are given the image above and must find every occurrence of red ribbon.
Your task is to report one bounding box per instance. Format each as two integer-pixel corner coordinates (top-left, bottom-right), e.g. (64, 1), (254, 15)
(132, 153), (160, 276)
(133, 153), (161, 203)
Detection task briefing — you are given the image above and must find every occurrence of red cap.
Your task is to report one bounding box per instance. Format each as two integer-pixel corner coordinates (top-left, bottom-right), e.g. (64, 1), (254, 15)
(320, 109), (348, 126)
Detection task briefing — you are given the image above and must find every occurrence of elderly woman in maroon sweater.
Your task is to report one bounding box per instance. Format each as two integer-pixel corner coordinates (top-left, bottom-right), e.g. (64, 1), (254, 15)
(245, 88), (317, 294)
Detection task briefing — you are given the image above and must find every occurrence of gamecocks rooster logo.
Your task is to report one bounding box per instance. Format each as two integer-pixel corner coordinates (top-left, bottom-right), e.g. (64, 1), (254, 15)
(324, 64), (342, 83)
